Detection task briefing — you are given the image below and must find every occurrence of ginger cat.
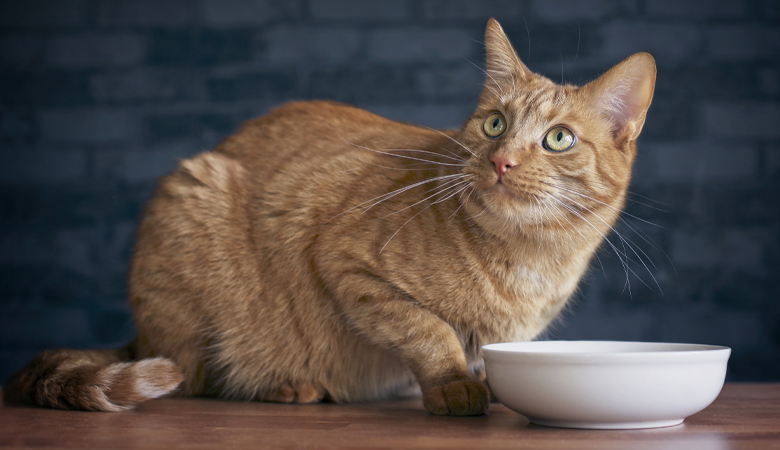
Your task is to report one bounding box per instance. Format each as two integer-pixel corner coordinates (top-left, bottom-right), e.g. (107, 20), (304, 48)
(4, 19), (655, 416)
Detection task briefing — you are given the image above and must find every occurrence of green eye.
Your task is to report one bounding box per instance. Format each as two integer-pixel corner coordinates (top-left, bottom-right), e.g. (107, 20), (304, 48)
(483, 113), (507, 138)
(544, 126), (575, 152)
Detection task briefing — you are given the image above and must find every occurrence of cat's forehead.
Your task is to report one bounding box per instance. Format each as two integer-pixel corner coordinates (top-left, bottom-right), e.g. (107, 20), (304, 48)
(500, 85), (576, 132)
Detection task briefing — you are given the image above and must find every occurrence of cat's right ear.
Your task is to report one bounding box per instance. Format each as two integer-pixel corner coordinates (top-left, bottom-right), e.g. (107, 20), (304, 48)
(583, 52), (657, 144)
(484, 18), (531, 92)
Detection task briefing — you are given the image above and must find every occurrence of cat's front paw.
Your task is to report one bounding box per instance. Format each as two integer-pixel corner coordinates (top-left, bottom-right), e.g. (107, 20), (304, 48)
(422, 378), (488, 416)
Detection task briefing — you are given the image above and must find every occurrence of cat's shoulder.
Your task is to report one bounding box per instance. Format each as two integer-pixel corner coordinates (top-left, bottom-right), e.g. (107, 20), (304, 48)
(241, 100), (402, 133)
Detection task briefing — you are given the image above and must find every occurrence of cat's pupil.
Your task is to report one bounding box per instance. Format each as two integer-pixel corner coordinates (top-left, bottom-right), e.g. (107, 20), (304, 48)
(556, 131), (563, 142)
(493, 118), (500, 128)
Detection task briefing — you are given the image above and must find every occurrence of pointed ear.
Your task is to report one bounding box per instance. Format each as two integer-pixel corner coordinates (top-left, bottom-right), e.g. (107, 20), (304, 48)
(584, 52), (656, 143)
(484, 18), (531, 90)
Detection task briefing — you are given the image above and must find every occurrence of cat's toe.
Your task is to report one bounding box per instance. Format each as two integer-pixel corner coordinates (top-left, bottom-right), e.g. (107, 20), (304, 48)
(294, 383), (325, 404)
(423, 378), (488, 416)
(260, 385), (296, 403)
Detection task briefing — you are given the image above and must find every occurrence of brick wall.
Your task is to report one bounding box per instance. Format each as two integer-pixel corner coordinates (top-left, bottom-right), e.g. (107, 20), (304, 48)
(1, 0), (778, 383)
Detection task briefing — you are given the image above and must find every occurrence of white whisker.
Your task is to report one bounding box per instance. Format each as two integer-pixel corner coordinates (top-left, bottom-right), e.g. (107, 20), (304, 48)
(342, 139), (468, 167)
(419, 126), (478, 158)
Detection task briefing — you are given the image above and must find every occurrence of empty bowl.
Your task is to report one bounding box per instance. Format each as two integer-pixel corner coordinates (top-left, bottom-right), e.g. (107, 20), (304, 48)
(482, 341), (731, 429)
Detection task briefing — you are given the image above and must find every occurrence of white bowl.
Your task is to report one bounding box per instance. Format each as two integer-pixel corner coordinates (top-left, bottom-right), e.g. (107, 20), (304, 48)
(482, 341), (731, 429)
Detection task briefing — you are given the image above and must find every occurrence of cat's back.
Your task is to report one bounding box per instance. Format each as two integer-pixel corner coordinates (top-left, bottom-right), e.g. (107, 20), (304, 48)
(215, 100), (430, 178)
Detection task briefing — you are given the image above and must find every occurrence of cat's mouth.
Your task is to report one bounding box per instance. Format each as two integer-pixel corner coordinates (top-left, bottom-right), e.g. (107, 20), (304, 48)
(491, 182), (530, 202)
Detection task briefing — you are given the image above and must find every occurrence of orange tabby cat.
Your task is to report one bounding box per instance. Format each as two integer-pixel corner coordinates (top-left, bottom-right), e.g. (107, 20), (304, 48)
(4, 19), (655, 416)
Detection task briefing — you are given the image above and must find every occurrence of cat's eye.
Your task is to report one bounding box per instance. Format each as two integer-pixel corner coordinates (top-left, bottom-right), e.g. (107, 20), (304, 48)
(483, 113), (507, 138)
(543, 126), (575, 152)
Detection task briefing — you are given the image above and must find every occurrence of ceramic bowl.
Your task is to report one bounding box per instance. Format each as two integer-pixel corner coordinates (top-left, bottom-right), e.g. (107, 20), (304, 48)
(482, 341), (731, 429)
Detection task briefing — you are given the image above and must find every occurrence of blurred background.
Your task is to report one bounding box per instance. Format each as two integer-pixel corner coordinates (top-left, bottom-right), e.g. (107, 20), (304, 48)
(1, 0), (778, 384)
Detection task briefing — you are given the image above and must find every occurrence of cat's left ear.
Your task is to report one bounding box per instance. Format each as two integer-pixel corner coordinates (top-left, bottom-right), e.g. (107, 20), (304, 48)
(583, 52), (656, 143)
(484, 18), (532, 87)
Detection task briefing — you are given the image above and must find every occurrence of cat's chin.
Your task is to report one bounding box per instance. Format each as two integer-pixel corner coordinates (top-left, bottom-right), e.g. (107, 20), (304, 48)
(474, 183), (540, 226)
(491, 182), (531, 203)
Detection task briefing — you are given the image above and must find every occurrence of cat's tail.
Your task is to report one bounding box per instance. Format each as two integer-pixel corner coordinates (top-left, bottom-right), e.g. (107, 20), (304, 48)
(2, 341), (184, 411)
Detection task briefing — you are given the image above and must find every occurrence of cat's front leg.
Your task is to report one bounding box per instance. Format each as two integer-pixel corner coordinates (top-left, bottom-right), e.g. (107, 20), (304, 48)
(336, 274), (488, 415)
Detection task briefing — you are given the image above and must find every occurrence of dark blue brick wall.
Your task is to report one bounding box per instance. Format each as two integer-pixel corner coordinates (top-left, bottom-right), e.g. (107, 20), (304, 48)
(1, 0), (779, 383)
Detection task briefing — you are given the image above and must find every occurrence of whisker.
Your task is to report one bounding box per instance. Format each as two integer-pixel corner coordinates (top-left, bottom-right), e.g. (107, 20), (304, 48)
(463, 55), (506, 98)
(361, 174), (465, 214)
(618, 217), (677, 275)
(379, 147), (466, 163)
(434, 181), (472, 205)
(448, 183), (474, 221)
(379, 178), (469, 218)
(548, 195), (634, 296)
(542, 181), (663, 228)
(554, 191), (661, 293)
(419, 126), (478, 158)
(327, 173), (464, 222)
(380, 201), (436, 255)
(342, 139), (469, 167)
(543, 197), (606, 276)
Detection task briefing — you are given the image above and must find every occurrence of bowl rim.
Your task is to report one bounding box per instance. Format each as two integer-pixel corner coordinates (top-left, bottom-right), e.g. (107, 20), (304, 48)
(482, 340), (732, 364)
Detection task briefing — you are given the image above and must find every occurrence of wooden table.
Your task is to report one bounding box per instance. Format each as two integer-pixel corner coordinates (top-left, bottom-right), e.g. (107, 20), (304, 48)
(1, 384), (778, 449)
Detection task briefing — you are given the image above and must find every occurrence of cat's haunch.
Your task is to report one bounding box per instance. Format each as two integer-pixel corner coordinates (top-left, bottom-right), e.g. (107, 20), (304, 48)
(3, 19), (655, 416)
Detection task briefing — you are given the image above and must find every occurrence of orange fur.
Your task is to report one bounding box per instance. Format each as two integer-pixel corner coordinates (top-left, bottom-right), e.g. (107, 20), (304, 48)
(4, 19), (655, 416)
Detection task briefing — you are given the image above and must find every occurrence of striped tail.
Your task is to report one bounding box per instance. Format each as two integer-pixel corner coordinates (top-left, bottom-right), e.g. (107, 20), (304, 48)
(3, 343), (184, 411)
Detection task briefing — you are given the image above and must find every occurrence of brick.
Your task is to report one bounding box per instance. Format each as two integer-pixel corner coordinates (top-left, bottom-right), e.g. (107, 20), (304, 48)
(149, 30), (252, 66)
(708, 26), (780, 61)
(654, 65), (757, 101)
(368, 29), (474, 63)
(0, 71), (92, 107)
(764, 0), (780, 18)
(145, 113), (237, 144)
(545, 307), (656, 341)
(309, 0), (406, 21)
(46, 33), (146, 69)
(0, 0), (87, 28)
(95, 142), (200, 182)
(366, 103), (474, 129)
(0, 232), (53, 264)
(422, 0), (523, 21)
(53, 222), (136, 276)
(1, 349), (44, 385)
(532, 0), (620, 22)
(1, 112), (35, 144)
(645, 0), (747, 19)
(40, 109), (140, 143)
(0, 148), (86, 184)
(90, 69), (207, 103)
(758, 69), (780, 97)
(97, 0), (195, 27)
(702, 102), (780, 139)
(98, 221), (137, 272)
(599, 22), (701, 66)
(93, 307), (135, 345)
(496, 21), (598, 65)
(652, 141), (757, 182)
(309, 67), (416, 103)
(672, 228), (769, 269)
(0, 308), (91, 346)
(639, 101), (696, 140)
(207, 72), (297, 101)
(264, 27), (361, 64)
(54, 228), (95, 275)
(657, 308), (764, 352)
(0, 36), (44, 69)
(767, 146), (780, 176)
(200, 0), (299, 28)
(416, 66), (483, 100)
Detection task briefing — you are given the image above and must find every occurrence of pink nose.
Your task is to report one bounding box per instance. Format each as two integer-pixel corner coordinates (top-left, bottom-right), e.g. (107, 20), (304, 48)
(490, 155), (516, 180)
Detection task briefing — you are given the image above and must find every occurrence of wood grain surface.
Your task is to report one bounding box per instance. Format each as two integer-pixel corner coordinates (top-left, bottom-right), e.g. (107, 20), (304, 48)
(1, 383), (778, 449)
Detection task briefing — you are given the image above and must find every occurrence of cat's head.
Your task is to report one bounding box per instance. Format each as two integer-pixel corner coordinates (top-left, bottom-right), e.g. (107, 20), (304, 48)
(459, 19), (655, 240)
